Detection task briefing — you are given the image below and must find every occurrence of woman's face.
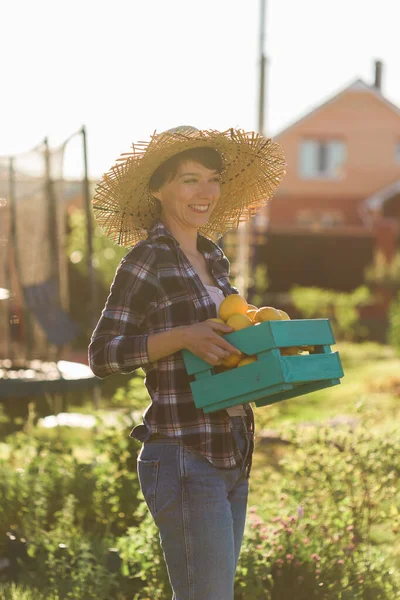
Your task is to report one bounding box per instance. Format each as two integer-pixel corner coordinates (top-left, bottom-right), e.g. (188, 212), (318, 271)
(152, 160), (221, 231)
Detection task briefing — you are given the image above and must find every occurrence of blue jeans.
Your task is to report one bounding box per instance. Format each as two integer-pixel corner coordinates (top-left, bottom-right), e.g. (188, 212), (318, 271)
(137, 415), (251, 600)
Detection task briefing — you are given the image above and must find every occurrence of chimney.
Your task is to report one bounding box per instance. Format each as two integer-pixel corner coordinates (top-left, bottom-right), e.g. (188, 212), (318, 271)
(374, 60), (383, 92)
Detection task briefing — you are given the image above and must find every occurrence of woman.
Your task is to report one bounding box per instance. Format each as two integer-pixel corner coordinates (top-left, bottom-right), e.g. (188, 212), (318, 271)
(89, 126), (285, 599)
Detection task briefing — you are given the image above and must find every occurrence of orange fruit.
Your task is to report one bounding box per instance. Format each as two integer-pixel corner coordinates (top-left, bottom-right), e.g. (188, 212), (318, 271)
(218, 294), (248, 321)
(301, 345), (315, 353)
(277, 309), (290, 320)
(254, 306), (281, 323)
(237, 356), (258, 367)
(246, 309), (258, 323)
(221, 353), (242, 369)
(247, 304), (258, 311)
(280, 347), (300, 356)
(226, 313), (253, 331)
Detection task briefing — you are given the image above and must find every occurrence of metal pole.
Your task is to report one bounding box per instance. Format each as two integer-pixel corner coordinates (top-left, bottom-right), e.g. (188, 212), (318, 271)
(259, 0), (267, 135)
(81, 125), (96, 330)
(82, 125), (100, 409)
(237, 0), (267, 299)
(9, 157), (34, 363)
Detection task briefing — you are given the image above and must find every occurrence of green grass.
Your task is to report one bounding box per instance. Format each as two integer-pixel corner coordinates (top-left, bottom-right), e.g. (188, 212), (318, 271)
(251, 341), (400, 432)
(1, 341), (400, 598)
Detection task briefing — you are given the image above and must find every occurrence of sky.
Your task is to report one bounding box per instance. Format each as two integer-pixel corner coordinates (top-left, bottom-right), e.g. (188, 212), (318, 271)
(2, 0), (400, 180)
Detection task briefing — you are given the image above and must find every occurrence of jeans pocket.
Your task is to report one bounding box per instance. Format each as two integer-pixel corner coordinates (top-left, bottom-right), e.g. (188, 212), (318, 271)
(137, 458), (160, 517)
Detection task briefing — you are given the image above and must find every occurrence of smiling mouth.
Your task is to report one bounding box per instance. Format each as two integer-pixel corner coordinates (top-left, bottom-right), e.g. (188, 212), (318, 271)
(189, 204), (210, 213)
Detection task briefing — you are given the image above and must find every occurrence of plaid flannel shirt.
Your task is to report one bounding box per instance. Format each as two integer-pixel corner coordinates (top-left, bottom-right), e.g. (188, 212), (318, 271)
(88, 220), (255, 478)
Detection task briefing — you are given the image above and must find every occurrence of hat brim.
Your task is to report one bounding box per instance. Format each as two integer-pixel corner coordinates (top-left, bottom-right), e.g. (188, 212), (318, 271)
(92, 128), (286, 246)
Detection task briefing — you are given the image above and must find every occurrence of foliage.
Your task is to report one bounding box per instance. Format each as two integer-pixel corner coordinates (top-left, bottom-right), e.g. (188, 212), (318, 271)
(388, 291), (400, 357)
(117, 504), (171, 600)
(1, 347), (400, 598)
(1, 412), (399, 598)
(364, 250), (400, 290)
(235, 421), (400, 599)
(249, 263), (269, 308)
(112, 369), (151, 410)
(67, 208), (127, 290)
(289, 285), (372, 341)
(0, 415), (142, 556)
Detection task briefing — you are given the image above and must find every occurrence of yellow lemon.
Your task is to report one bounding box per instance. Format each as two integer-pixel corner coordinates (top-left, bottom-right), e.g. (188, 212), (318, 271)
(237, 356), (258, 367)
(221, 353), (242, 369)
(246, 309), (258, 323)
(277, 309), (291, 320)
(254, 306), (281, 323)
(280, 347), (300, 356)
(218, 294), (248, 321)
(247, 304), (258, 311)
(301, 345), (315, 353)
(226, 313), (253, 331)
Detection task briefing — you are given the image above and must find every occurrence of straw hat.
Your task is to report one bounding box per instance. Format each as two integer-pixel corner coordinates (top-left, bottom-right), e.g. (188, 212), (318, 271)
(92, 126), (286, 246)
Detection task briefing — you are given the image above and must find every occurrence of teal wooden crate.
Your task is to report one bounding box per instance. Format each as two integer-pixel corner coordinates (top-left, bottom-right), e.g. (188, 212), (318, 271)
(181, 318), (344, 414)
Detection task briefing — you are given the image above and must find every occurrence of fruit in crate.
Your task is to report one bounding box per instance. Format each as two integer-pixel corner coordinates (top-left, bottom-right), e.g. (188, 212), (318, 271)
(237, 356), (258, 367)
(226, 313), (253, 331)
(246, 309), (258, 323)
(220, 352), (243, 369)
(277, 309), (290, 320)
(280, 346), (300, 356)
(218, 294), (248, 321)
(254, 306), (282, 323)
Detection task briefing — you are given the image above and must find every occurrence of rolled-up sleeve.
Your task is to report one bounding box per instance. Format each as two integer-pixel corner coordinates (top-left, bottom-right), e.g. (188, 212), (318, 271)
(88, 243), (158, 378)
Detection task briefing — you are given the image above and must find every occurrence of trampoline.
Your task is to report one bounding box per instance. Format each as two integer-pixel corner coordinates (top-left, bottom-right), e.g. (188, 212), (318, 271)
(0, 129), (100, 409)
(0, 358), (98, 399)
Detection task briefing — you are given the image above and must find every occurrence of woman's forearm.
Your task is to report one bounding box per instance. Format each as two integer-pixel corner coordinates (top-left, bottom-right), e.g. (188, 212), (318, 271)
(147, 326), (189, 363)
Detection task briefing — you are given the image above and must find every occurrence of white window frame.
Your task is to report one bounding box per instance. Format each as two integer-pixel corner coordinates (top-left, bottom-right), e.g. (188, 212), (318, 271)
(395, 142), (400, 163)
(299, 139), (346, 180)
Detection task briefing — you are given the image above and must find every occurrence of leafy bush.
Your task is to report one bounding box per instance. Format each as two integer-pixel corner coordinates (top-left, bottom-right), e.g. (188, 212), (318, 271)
(1, 409), (399, 598)
(235, 421), (400, 599)
(364, 250), (400, 290)
(67, 208), (126, 290)
(0, 420), (142, 555)
(388, 291), (400, 356)
(112, 369), (151, 410)
(289, 285), (372, 341)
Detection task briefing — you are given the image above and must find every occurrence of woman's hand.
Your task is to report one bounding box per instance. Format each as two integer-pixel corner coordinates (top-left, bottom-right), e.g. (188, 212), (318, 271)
(182, 321), (243, 366)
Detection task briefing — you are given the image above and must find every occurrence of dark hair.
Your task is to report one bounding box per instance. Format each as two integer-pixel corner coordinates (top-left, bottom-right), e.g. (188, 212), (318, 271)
(149, 147), (223, 192)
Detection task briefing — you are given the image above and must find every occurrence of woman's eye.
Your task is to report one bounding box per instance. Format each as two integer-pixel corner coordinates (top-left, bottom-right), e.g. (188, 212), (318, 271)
(184, 179), (197, 184)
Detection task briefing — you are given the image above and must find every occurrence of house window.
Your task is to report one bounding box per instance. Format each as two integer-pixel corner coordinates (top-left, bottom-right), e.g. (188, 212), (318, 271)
(395, 142), (400, 163)
(299, 139), (346, 179)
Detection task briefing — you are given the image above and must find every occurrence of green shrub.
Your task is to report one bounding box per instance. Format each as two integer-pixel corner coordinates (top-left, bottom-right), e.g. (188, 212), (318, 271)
(1, 410), (399, 598)
(0, 421), (142, 552)
(235, 421), (400, 599)
(112, 369), (151, 410)
(388, 291), (400, 356)
(67, 208), (126, 291)
(364, 250), (400, 290)
(289, 285), (372, 341)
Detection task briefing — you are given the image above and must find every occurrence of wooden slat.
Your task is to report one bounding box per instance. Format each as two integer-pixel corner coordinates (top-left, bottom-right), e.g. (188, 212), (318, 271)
(255, 378), (341, 407)
(190, 352), (282, 407)
(280, 352), (343, 383)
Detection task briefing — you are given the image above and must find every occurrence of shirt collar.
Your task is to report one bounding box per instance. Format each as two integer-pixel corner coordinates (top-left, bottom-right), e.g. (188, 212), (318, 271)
(147, 219), (224, 260)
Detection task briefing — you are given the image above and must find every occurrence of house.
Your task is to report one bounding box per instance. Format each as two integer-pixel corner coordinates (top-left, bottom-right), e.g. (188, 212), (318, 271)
(222, 61), (400, 325)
